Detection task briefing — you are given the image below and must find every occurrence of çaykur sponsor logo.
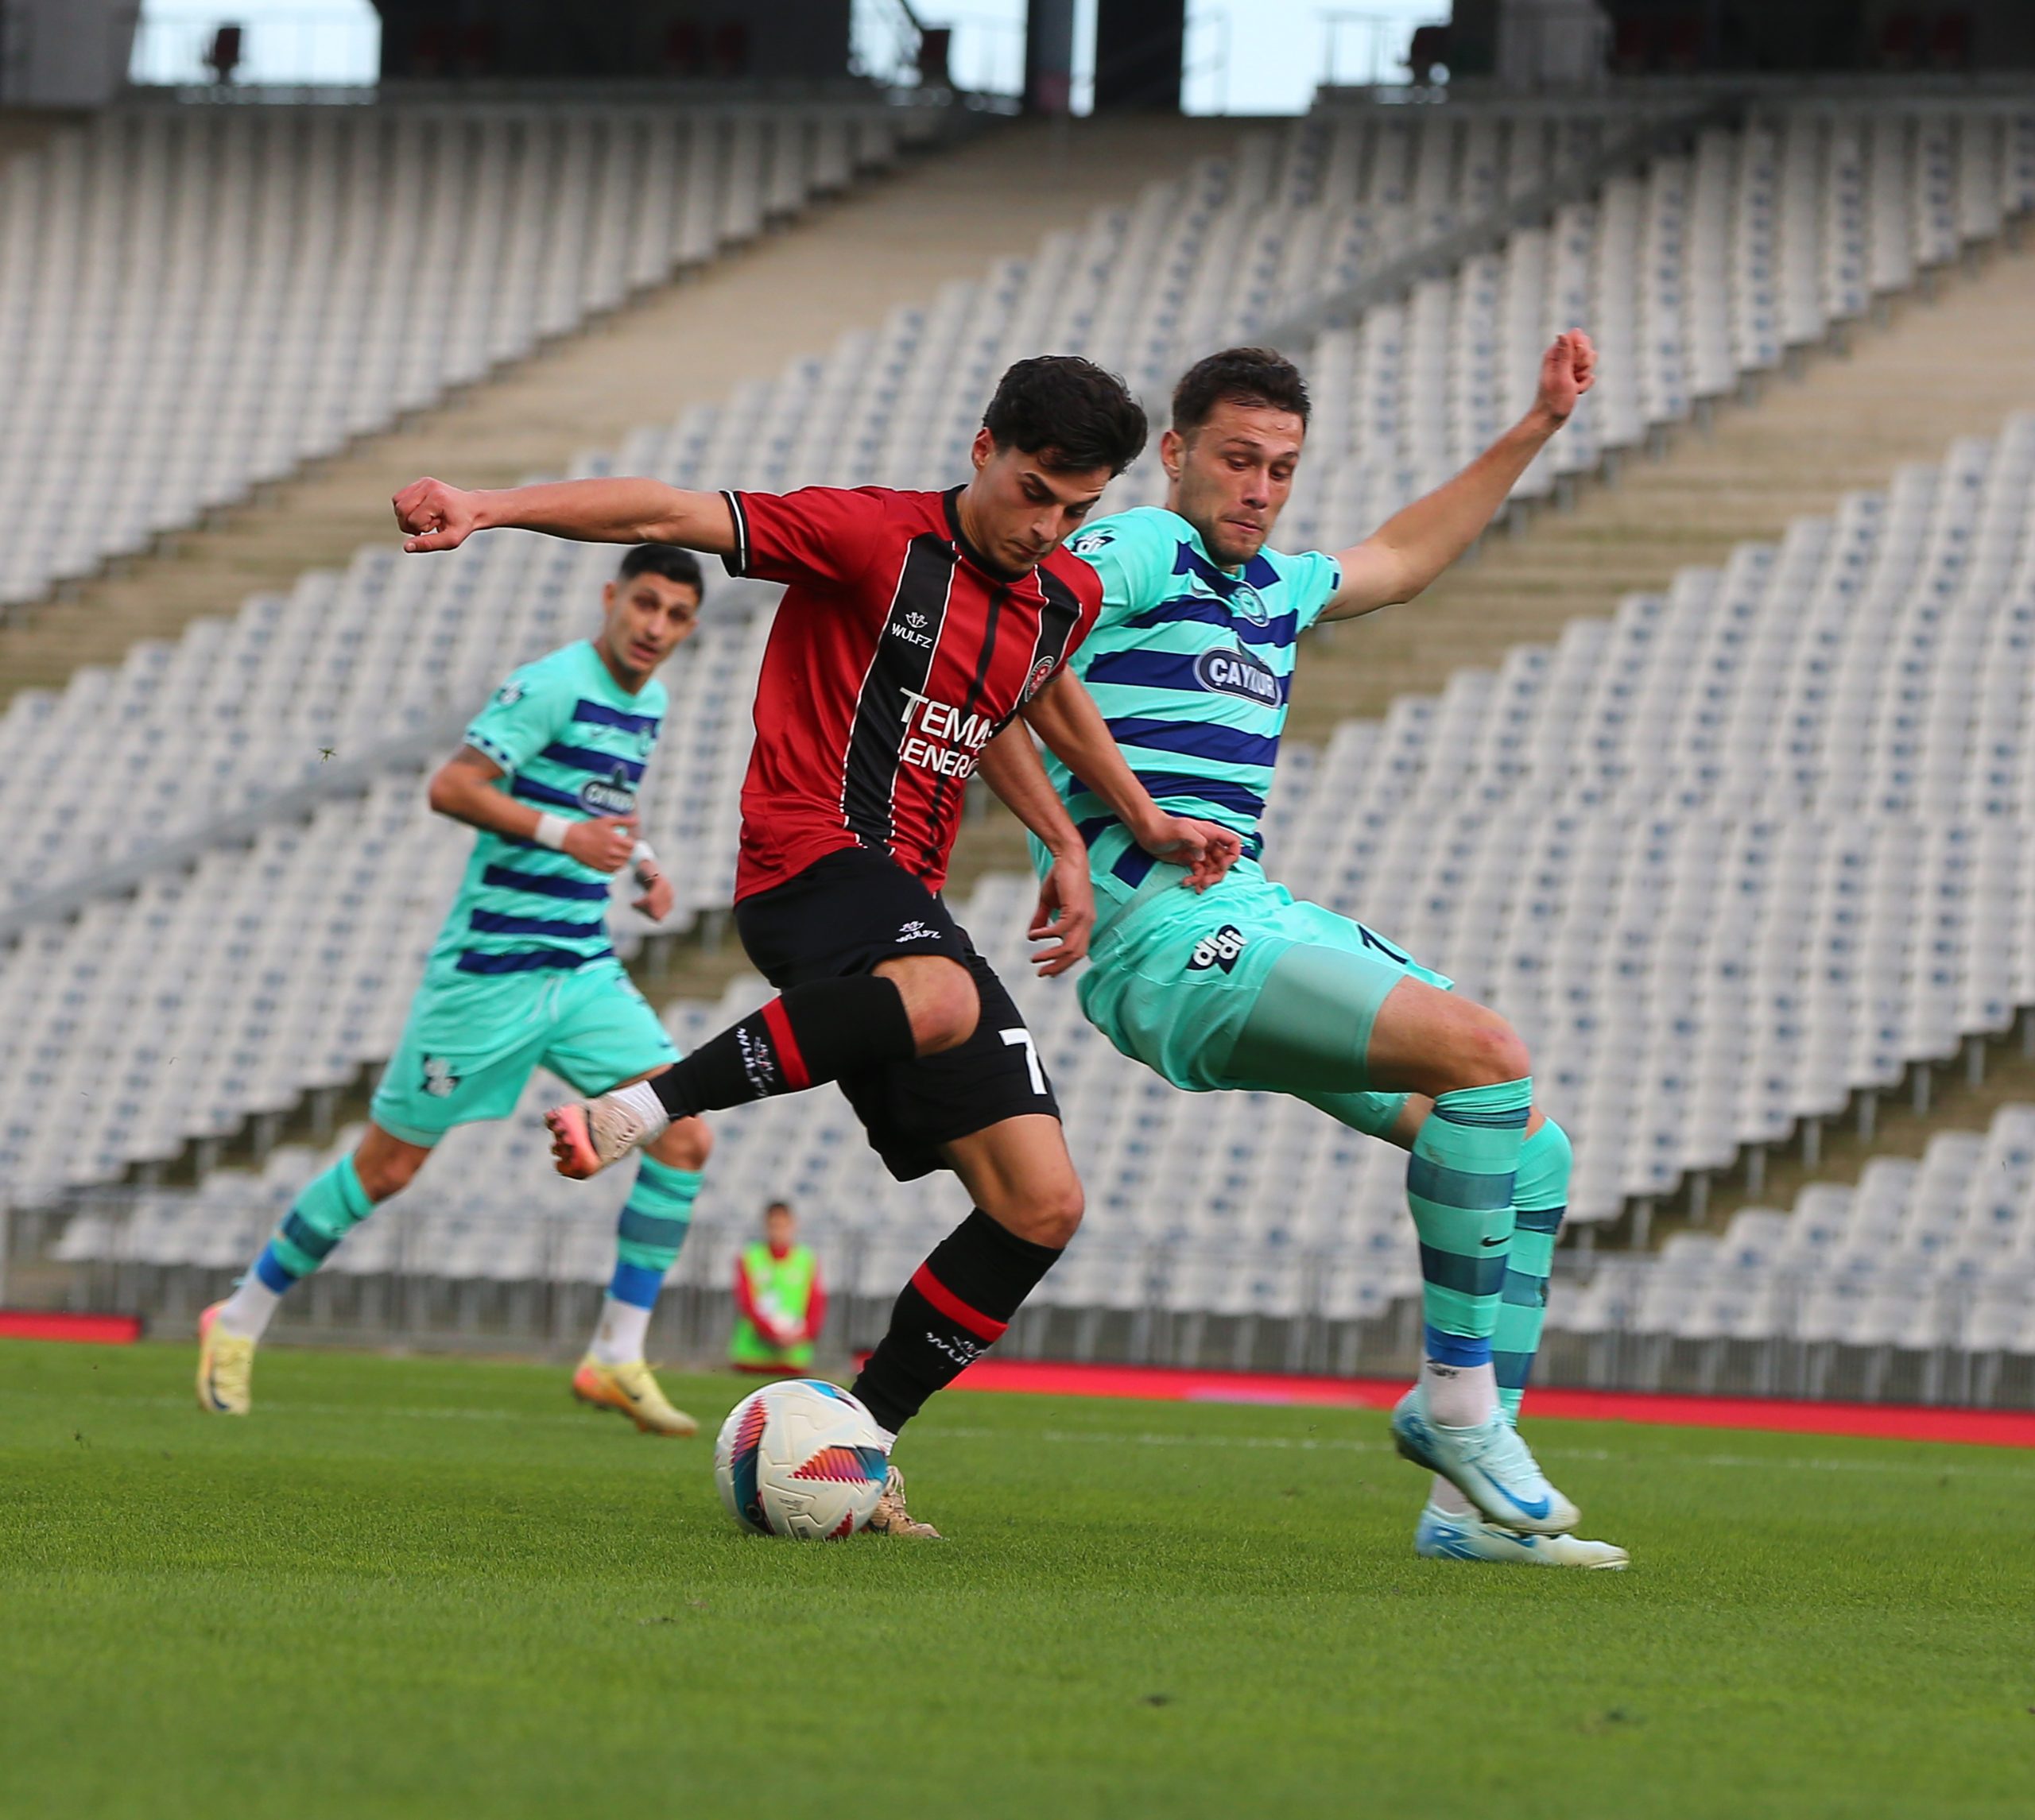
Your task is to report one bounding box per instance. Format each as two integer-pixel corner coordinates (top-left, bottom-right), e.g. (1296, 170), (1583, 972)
(1193, 645), (1280, 705)
(577, 765), (638, 817)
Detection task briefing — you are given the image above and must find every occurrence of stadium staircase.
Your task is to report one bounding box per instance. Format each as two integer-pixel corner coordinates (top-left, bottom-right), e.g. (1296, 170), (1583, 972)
(13, 88), (2035, 1408)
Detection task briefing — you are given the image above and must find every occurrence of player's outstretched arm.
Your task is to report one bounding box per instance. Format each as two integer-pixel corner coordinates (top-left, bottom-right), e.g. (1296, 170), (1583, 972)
(976, 723), (1097, 978)
(1320, 329), (1595, 623)
(393, 476), (738, 556)
(427, 746), (638, 873)
(1020, 672), (1242, 892)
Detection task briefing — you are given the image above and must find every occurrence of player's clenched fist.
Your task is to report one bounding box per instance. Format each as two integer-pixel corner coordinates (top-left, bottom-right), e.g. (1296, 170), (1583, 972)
(1534, 330), (1597, 425)
(393, 476), (484, 552)
(563, 815), (638, 873)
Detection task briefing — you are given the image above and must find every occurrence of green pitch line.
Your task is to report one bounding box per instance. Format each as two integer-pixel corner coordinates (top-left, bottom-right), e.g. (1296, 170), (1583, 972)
(3, 1340), (2033, 1820)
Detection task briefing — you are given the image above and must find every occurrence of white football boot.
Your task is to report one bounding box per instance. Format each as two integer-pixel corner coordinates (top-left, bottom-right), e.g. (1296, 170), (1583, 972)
(1390, 1384), (1580, 1535)
(1415, 1500), (1628, 1569)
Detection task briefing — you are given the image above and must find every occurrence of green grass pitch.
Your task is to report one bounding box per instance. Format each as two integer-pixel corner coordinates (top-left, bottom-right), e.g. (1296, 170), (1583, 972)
(4, 1338), (2033, 1819)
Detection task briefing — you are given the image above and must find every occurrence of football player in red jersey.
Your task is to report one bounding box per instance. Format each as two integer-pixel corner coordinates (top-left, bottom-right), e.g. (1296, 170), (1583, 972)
(395, 357), (1241, 1535)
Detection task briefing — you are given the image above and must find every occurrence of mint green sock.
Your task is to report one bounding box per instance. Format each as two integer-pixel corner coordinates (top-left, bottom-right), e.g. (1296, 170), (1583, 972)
(1410, 1078), (1533, 1363)
(262, 1154), (377, 1284)
(1494, 1118), (1571, 1421)
(609, 1159), (704, 1307)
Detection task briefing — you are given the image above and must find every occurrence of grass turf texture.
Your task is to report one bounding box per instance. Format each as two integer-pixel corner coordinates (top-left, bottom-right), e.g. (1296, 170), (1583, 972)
(4, 1341), (2033, 1820)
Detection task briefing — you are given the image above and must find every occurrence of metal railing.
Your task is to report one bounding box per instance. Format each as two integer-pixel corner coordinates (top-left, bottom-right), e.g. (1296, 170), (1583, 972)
(14, 1192), (2032, 1408)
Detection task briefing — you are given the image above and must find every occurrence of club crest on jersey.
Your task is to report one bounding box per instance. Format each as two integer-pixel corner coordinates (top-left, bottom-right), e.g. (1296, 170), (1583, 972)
(1021, 656), (1058, 703)
(578, 765), (638, 816)
(421, 1056), (461, 1098)
(1194, 646), (1280, 705)
(1188, 925), (1249, 974)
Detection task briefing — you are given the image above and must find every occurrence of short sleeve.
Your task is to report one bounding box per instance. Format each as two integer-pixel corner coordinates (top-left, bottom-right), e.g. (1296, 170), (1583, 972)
(723, 486), (889, 590)
(463, 660), (574, 776)
(1288, 550), (1344, 633)
(1066, 511), (1171, 623)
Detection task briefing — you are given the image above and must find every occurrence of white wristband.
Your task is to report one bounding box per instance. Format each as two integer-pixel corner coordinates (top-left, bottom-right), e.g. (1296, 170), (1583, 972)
(631, 839), (658, 871)
(533, 813), (572, 851)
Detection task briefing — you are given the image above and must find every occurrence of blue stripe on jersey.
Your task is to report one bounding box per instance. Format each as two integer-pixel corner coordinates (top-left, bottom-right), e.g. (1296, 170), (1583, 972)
(509, 775), (587, 811)
(1133, 772), (1266, 819)
(1083, 648), (1292, 704)
(455, 946), (614, 975)
(1114, 848), (1156, 888)
(480, 864), (610, 901)
(467, 908), (609, 940)
(427, 642), (667, 982)
(541, 742), (645, 781)
(1125, 596), (1298, 648)
(1173, 542), (1281, 594)
(1104, 715), (1282, 767)
(573, 699), (660, 736)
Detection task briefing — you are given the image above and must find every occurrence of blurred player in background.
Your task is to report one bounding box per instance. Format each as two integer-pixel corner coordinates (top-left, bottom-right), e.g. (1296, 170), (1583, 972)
(1025, 334), (1630, 1568)
(393, 355), (1238, 1536)
(730, 1198), (827, 1374)
(197, 546), (715, 1437)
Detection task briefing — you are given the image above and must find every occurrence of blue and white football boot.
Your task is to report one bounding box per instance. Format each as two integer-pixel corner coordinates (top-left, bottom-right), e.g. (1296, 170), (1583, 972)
(1415, 1500), (1628, 1569)
(1390, 1384), (1580, 1535)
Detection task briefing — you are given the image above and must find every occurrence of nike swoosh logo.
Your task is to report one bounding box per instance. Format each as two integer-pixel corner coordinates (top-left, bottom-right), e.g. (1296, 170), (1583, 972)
(1492, 1487), (1552, 1520)
(1480, 1236), (1508, 1247)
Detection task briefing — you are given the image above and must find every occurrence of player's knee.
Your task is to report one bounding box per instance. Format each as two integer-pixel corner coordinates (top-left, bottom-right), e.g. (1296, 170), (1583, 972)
(1021, 1176), (1085, 1249)
(353, 1144), (424, 1202)
(911, 962), (980, 1055)
(1441, 1003), (1531, 1090)
(650, 1114), (711, 1171)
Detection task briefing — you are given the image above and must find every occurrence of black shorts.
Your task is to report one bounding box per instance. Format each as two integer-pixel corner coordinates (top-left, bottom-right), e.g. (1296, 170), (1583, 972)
(733, 845), (1060, 1181)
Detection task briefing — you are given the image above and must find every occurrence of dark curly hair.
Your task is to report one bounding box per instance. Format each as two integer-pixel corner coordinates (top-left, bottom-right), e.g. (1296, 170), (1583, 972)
(1171, 347), (1312, 436)
(982, 354), (1149, 476)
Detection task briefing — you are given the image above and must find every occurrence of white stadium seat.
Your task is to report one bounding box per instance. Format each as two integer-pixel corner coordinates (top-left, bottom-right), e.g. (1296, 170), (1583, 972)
(8, 95), (2035, 1353)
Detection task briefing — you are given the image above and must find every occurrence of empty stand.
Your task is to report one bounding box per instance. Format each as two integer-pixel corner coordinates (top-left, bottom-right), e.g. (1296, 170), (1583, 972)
(0, 99), (916, 611)
(12, 95), (2035, 1381)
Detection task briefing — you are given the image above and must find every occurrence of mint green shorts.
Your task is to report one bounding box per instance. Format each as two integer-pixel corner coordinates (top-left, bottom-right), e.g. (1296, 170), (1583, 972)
(370, 958), (680, 1148)
(1077, 862), (1452, 1098)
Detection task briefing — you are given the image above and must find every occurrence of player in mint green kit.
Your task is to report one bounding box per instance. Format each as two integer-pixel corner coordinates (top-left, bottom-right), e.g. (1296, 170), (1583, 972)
(1030, 336), (1629, 1567)
(197, 545), (715, 1435)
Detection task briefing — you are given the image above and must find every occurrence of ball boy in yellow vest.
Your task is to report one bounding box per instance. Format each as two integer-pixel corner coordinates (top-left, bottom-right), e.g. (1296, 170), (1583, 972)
(731, 1200), (827, 1373)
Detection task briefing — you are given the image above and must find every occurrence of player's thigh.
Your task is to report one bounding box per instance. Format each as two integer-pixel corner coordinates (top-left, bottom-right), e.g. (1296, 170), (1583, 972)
(939, 1115), (1083, 1249)
(541, 963), (680, 1096)
(1217, 904), (1451, 1096)
(843, 956), (1060, 1187)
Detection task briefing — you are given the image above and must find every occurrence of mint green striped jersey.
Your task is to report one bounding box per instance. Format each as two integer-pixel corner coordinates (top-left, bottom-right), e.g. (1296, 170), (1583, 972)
(1045, 506), (1340, 904)
(424, 640), (666, 982)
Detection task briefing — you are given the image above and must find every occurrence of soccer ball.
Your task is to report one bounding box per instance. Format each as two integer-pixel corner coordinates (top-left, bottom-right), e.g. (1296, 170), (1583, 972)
(713, 1378), (890, 1539)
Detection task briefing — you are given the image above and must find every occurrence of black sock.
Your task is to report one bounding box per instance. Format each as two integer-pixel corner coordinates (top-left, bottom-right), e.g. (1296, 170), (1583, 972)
(851, 1209), (1064, 1435)
(649, 974), (917, 1120)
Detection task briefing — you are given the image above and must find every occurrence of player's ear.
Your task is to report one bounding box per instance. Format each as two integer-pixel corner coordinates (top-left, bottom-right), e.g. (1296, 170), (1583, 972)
(1160, 426), (1185, 480)
(970, 426), (995, 474)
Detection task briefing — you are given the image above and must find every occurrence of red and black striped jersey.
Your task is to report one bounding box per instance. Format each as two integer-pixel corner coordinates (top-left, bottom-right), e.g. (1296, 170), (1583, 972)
(723, 484), (1102, 902)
